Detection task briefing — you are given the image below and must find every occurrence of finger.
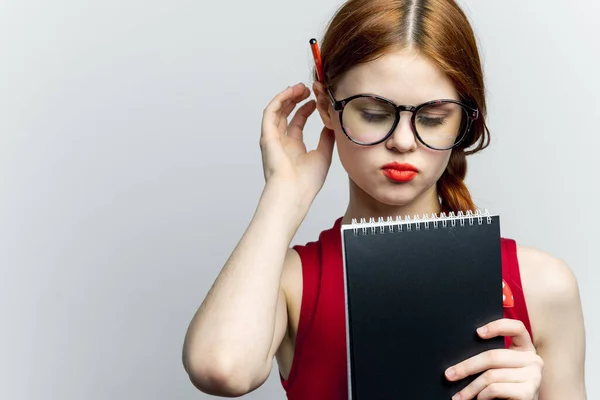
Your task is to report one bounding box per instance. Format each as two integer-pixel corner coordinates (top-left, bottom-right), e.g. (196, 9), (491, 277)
(451, 368), (526, 400)
(287, 100), (317, 140)
(281, 85), (311, 119)
(276, 86), (313, 133)
(262, 86), (296, 140)
(477, 318), (534, 351)
(276, 100), (294, 132)
(446, 349), (535, 381)
(315, 126), (335, 165)
(280, 100), (297, 121)
(477, 382), (535, 400)
(261, 83), (307, 140)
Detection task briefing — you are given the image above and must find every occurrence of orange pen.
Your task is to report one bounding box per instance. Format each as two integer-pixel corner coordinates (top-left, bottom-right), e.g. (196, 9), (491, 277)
(309, 38), (325, 83)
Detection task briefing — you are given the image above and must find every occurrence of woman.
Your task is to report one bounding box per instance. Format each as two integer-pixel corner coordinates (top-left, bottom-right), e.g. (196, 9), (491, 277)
(182, 0), (587, 399)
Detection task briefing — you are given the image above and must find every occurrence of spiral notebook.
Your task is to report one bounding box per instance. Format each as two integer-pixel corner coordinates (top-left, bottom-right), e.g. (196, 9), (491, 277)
(341, 210), (505, 399)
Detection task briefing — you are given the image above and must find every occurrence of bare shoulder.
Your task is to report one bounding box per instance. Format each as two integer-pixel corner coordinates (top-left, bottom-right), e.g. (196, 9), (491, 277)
(515, 246), (587, 397)
(516, 244), (583, 346)
(516, 245), (580, 305)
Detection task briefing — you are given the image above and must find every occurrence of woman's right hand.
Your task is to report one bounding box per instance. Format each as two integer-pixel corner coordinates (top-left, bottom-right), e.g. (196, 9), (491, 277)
(259, 82), (335, 211)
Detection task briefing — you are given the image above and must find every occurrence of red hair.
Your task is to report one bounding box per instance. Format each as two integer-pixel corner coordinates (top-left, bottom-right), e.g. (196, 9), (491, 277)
(317, 0), (490, 213)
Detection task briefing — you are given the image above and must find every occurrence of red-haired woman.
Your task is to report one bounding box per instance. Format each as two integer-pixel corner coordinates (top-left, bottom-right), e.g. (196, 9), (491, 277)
(182, 1), (587, 399)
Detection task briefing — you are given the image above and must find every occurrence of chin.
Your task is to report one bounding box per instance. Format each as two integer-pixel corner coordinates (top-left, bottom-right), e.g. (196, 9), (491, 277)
(374, 191), (419, 208)
(353, 175), (438, 211)
(364, 183), (424, 206)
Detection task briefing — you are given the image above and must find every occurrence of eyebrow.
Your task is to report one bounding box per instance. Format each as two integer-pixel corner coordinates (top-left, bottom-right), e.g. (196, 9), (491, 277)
(348, 92), (461, 106)
(342, 91), (461, 102)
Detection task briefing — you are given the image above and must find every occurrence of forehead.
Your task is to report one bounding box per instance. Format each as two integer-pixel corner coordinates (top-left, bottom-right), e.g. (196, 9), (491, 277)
(335, 47), (458, 104)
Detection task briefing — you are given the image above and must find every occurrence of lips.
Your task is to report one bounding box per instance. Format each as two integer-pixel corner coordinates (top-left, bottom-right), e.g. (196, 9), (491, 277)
(381, 162), (418, 183)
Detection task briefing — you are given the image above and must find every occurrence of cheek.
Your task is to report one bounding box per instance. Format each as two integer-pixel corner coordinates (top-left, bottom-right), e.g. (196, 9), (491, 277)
(336, 134), (358, 166)
(422, 150), (452, 178)
(332, 121), (354, 162)
(335, 133), (373, 176)
(330, 113), (343, 138)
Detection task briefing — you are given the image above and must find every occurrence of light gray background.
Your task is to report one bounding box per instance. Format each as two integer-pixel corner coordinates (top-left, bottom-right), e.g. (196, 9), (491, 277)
(0, 0), (597, 399)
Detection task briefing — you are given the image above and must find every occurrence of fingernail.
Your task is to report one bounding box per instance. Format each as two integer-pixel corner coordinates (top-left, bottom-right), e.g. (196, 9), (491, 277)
(477, 326), (488, 336)
(452, 393), (462, 400)
(445, 367), (456, 379)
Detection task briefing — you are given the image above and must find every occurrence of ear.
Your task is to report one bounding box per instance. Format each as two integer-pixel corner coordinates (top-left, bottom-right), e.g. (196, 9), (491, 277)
(313, 81), (336, 130)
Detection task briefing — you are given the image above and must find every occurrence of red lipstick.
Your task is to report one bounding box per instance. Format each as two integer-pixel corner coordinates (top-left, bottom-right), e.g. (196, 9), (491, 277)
(381, 162), (418, 183)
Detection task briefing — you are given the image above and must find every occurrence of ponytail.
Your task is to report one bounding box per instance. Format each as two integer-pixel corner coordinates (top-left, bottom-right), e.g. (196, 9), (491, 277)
(437, 149), (477, 214)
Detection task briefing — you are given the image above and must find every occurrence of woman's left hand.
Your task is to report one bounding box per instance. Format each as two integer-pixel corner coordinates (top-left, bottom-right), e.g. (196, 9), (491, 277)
(445, 318), (544, 400)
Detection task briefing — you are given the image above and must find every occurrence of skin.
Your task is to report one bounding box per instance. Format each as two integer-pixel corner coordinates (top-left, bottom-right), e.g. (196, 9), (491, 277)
(182, 46), (587, 399)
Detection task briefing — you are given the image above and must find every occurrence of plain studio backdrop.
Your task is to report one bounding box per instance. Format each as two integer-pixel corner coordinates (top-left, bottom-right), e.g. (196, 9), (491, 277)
(0, 0), (598, 399)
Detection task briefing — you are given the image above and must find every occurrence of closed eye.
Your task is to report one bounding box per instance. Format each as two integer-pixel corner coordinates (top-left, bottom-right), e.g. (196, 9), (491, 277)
(361, 110), (393, 123)
(417, 115), (447, 127)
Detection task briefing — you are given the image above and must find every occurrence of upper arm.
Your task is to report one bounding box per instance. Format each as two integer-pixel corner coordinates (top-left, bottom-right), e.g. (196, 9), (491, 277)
(268, 248), (301, 364)
(268, 284), (289, 361)
(243, 247), (301, 391)
(518, 246), (587, 399)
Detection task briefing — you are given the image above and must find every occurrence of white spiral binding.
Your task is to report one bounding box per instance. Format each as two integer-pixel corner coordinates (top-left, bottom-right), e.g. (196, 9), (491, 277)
(349, 208), (494, 235)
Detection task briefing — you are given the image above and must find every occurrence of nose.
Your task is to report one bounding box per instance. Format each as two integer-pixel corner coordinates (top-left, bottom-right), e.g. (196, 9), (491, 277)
(385, 112), (418, 153)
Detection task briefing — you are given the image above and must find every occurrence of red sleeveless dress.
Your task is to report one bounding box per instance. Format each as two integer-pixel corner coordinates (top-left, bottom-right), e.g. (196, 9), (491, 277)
(279, 217), (533, 400)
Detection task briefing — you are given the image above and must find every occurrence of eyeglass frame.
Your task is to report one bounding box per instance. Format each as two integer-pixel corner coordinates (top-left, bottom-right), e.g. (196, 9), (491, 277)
(326, 88), (480, 150)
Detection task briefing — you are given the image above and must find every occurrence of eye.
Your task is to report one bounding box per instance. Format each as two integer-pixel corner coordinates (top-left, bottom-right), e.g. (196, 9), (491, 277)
(360, 110), (393, 123)
(416, 114), (447, 127)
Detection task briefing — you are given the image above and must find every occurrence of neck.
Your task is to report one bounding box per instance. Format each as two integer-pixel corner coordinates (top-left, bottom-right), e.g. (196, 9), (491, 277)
(342, 178), (442, 224)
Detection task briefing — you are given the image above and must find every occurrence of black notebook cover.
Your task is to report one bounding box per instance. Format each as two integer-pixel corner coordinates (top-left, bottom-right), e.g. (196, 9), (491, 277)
(341, 212), (504, 399)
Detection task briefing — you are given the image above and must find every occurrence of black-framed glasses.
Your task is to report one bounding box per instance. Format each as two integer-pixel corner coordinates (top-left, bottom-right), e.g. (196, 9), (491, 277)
(327, 89), (479, 150)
